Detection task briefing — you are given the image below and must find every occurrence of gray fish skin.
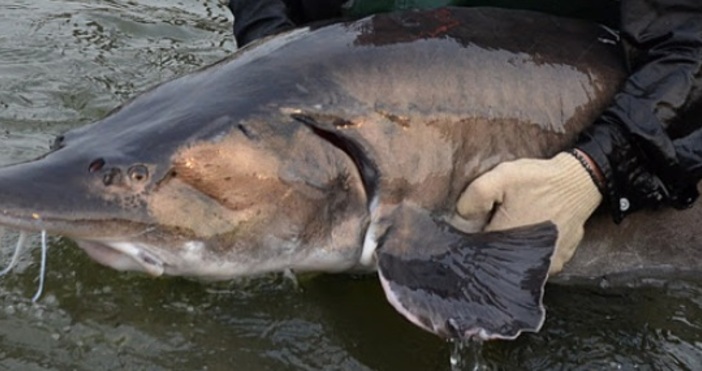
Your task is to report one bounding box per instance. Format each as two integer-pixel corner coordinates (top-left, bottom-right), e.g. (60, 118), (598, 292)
(0, 7), (697, 282)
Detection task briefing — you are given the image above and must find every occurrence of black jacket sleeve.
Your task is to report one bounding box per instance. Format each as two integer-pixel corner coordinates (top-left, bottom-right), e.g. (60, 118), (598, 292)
(228, 0), (294, 47)
(228, 0), (345, 47)
(575, 0), (702, 223)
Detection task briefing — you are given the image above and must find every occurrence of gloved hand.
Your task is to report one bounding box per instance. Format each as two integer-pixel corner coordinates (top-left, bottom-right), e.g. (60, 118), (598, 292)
(456, 152), (603, 275)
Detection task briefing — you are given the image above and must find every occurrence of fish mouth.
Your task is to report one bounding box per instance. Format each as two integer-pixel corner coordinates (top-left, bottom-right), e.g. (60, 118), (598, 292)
(0, 208), (165, 275)
(74, 240), (165, 277)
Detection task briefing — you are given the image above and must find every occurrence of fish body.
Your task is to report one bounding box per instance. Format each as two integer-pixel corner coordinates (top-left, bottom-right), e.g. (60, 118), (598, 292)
(0, 7), (698, 339)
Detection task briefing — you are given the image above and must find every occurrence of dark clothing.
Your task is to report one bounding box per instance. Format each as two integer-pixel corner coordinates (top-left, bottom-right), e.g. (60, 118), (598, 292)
(230, 0), (346, 46)
(230, 0), (294, 46)
(575, 1), (702, 222)
(228, 0), (702, 223)
(339, 0), (619, 26)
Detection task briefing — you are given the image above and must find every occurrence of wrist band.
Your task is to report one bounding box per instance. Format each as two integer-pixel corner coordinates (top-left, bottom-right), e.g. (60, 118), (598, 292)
(568, 149), (605, 194)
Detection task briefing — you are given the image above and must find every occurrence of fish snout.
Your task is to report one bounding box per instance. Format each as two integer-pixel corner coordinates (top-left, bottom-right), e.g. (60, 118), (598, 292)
(0, 150), (155, 235)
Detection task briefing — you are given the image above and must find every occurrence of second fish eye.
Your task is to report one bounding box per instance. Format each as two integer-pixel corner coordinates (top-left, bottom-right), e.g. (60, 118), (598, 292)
(128, 165), (149, 182)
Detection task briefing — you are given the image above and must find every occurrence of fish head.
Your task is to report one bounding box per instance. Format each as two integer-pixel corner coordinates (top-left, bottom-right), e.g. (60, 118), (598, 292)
(0, 101), (369, 280)
(139, 114), (370, 279)
(0, 127), (166, 274)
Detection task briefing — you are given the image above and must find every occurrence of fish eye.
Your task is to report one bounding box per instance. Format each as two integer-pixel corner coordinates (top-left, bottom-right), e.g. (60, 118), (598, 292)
(128, 165), (149, 182)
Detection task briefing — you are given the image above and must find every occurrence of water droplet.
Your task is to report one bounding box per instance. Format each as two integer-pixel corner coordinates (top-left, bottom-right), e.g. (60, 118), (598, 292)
(449, 339), (487, 371)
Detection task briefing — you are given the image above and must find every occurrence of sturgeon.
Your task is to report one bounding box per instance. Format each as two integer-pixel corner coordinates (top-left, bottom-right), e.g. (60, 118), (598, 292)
(0, 7), (700, 340)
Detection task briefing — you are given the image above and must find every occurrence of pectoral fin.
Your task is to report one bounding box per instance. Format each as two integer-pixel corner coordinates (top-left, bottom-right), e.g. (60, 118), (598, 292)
(375, 207), (556, 340)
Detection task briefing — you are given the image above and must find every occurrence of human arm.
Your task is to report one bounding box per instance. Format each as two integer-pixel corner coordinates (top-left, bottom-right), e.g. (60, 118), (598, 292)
(575, 0), (702, 222)
(457, 0), (702, 274)
(228, 0), (346, 47)
(228, 0), (294, 47)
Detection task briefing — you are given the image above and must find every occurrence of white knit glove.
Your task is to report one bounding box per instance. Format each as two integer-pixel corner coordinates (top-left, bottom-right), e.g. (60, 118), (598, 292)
(456, 152), (603, 275)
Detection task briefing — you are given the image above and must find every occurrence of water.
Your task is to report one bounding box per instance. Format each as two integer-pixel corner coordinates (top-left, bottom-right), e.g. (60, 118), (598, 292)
(0, 1), (700, 369)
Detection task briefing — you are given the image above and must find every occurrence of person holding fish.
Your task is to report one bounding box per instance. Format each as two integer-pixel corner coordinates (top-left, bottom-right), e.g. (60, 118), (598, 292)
(228, 0), (702, 275)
